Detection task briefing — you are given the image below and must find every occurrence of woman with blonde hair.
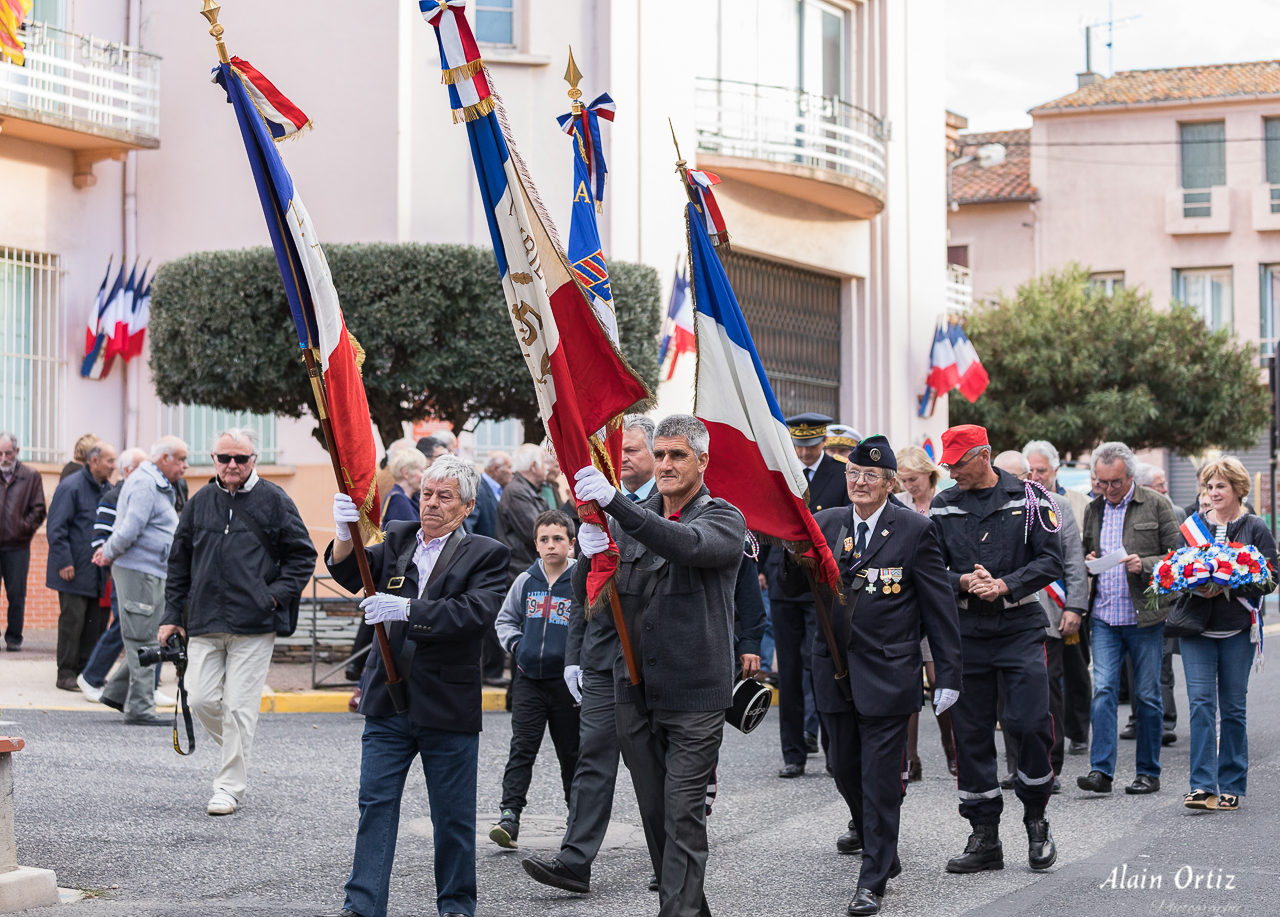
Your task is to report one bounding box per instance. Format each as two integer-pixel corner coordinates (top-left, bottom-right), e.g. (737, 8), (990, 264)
(895, 444), (957, 778)
(1177, 456), (1276, 811)
(382, 448), (427, 527)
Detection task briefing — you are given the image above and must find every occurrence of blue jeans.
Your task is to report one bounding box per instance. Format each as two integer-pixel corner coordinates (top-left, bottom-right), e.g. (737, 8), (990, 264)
(760, 590), (776, 671)
(1090, 617), (1164, 778)
(344, 714), (479, 917)
(1180, 632), (1253, 796)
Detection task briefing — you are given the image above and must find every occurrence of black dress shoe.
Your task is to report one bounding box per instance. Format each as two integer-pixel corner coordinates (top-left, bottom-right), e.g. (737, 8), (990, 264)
(907, 759), (922, 782)
(1125, 774), (1160, 795)
(1162, 731), (1177, 746)
(343, 662), (362, 682)
(648, 874), (659, 892)
(1077, 770), (1112, 793)
(805, 732), (820, 755)
(778, 763), (805, 778)
(1119, 721), (1136, 740)
(888, 860), (902, 880)
(946, 824), (1003, 873)
(315, 909), (366, 917)
(847, 887), (882, 916)
(1024, 809), (1056, 870)
(836, 820), (863, 855)
(4, 639), (19, 652)
(1067, 739), (1088, 756)
(521, 855), (589, 894)
(1050, 778), (1062, 795)
(100, 695), (124, 712)
(124, 715), (171, 726)
(999, 773), (1014, 790)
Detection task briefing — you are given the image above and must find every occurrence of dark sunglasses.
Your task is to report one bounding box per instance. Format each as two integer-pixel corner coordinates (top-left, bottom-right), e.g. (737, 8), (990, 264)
(213, 453), (256, 466)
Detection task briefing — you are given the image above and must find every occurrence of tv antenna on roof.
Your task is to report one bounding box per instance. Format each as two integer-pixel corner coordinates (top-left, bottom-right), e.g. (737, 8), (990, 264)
(1083, 2), (1141, 76)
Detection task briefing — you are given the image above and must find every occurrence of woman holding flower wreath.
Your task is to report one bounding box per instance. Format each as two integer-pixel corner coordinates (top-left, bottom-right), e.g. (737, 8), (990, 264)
(1177, 456), (1276, 812)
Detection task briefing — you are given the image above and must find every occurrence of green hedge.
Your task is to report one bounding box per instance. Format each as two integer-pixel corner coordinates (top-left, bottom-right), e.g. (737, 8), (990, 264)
(149, 243), (661, 446)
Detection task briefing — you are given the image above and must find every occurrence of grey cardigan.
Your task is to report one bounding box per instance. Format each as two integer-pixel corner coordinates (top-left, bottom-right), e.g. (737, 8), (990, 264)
(103, 462), (179, 578)
(573, 484), (746, 712)
(1037, 494), (1088, 638)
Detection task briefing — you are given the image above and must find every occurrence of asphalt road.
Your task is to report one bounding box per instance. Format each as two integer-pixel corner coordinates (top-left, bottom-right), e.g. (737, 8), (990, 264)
(10, 658), (1279, 917)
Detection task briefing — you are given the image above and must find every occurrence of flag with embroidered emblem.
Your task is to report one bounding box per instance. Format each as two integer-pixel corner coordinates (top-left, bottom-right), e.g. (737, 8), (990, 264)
(422, 1), (651, 610)
(213, 55), (381, 541)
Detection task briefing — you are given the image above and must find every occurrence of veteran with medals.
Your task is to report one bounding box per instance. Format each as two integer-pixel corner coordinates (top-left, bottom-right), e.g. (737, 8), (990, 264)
(782, 437), (962, 916)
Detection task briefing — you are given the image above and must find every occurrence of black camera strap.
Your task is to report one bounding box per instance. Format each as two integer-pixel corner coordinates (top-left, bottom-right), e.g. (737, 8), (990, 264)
(172, 665), (196, 756)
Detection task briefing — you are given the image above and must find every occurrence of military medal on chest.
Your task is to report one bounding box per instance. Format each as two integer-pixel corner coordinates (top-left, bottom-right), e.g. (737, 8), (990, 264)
(882, 568), (893, 594)
(890, 567), (903, 594)
(865, 567), (879, 593)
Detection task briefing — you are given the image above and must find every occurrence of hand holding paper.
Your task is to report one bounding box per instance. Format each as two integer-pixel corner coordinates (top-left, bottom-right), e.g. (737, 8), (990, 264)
(1085, 548), (1128, 575)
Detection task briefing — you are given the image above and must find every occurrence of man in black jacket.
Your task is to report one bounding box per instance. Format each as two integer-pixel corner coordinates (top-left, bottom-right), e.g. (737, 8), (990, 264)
(323, 454), (509, 917)
(764, 412), (851, 778)
(570, 414), (745, 917)
(784, 436), (962, 916)
(47, 441), (115, 689)
(159, 428), (315, 817)
(931, 425), (1063, 875)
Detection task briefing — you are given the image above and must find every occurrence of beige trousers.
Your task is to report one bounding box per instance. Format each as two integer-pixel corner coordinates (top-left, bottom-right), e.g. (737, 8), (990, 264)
(187, 632), (275, 800)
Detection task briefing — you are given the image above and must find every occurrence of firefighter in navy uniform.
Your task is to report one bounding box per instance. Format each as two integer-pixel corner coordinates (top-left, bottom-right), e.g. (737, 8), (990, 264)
(784, 436), (961, 916)
(760, 413), (851, 777)
(931, 424), (1063, 874)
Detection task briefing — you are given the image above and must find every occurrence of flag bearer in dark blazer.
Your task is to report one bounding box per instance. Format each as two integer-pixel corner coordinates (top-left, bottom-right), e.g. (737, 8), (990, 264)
(762, 412), (851, 777)
(322, 455), (510, 917)
(931, 424), (1064, 877)
(784, 435), (962, 916)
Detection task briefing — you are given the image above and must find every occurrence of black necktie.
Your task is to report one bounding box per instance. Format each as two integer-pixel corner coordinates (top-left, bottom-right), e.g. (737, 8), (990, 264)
(805, 467), (814, 483)
(855, 521), (869, 557)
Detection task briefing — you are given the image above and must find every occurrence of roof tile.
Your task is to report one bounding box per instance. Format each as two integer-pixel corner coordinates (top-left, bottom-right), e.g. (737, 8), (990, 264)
(950, 129), (1036, 204)
(1033, 60), (1280, 111)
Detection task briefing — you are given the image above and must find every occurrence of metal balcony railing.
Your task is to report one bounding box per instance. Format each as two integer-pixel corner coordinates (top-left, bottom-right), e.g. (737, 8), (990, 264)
(945, 264), (973, 312)
(0, 22), (160, 142)
(694, 77), (886, 191)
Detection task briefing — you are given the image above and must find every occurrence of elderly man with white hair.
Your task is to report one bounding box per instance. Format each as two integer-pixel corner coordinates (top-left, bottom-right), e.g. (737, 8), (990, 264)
(323, 454), (509, 917)
(160, 428), (316, 816)
(0, 431), (47, 652)
(91, 437), (188, 725)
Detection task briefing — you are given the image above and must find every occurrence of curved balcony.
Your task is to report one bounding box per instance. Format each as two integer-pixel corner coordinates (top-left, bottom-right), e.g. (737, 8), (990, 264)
(694, 77), (886, 219)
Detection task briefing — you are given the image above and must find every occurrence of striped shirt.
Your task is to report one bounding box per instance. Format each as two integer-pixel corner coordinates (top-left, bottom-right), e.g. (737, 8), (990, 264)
(1094, 483), (1136, 626)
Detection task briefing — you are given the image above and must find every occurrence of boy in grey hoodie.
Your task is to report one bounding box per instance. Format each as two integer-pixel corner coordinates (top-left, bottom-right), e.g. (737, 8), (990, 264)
(94, 437), (188, 724)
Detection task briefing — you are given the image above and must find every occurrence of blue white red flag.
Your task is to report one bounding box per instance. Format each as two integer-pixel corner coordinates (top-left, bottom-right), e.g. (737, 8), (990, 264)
(556, 92), (614, 211)
(213, 55), (381, 541)
(950, 322), (989, 402)
(920, 319), (988, 414)
(1180, 513), (1213, 548)
(684, 200), (840, 592)
(1045, 580), (1067, 609)
(423, 2), (650, 608)
(687, 169), (729, 247)
(123, 267), (151, 361)
(661, 267), (694, 380)
(81, 260), (123, 380)
(107, 262), (138, 362)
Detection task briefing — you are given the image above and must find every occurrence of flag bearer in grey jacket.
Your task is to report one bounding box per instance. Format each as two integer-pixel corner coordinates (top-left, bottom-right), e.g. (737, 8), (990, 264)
(92, 437), (187, 725)
(572, 414), (746, 917)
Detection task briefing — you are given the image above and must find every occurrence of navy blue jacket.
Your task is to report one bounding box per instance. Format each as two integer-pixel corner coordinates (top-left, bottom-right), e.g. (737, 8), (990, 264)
(494, 558), (577, 679)
(467, 475), (499, 538)
(45, 464), (107, 598)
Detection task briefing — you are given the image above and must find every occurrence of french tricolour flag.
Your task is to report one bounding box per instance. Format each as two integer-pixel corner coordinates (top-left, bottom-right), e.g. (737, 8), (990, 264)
(923, 320), (989, 407)
(1181, 513), (1213, 548)
(685, 201), (841, 592)
(1045, 580), (1067, 609)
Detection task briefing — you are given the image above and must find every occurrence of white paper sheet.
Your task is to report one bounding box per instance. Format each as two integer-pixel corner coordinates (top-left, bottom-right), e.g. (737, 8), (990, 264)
(1085, 548), (1128, 575)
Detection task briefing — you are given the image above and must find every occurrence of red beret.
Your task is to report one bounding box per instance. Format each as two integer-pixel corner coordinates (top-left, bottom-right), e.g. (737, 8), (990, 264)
(940, 424), (989, 466)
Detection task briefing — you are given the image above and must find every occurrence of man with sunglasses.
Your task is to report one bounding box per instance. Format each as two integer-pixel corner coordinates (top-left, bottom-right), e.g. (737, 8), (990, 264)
(931, 424), (1063, 876)
(160, 428), (316, 816)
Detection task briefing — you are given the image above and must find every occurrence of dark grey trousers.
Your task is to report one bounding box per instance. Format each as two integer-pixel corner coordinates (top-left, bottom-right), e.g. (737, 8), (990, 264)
(559, 669), (624, 878)
(616, 702), (724, 917)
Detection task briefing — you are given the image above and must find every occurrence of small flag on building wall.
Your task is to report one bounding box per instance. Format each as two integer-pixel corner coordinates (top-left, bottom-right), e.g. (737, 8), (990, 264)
(918, 319), (989, 417)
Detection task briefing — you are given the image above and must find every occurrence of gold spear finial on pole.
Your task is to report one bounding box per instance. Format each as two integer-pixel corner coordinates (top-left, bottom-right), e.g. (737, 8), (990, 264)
(564, 46), (584, 114)
(200, 0), (230, 64)
(669, 118), (699, 209)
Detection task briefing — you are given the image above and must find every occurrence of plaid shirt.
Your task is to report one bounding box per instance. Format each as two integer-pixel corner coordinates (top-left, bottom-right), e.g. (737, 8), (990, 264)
(1094, 483), (1136, 626)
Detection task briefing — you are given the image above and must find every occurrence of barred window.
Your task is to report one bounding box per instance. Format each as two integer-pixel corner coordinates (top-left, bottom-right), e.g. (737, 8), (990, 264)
(160, 404), (277, 466)
(0, 247), (62, 463)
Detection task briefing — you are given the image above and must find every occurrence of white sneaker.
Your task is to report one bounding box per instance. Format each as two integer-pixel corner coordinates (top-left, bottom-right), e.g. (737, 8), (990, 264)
(154, 689), (176, 706)
(76, 674), (104, 703)
(207, 790), (237, 816)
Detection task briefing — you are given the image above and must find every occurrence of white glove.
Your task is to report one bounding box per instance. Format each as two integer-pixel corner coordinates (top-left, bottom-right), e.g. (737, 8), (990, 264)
(577, 523), (610, 557)
(574, 466), (617, 507)
(563, 664), (583, 704)
(360, 592), (410, 625)
(333, 492), (361, 542)
(933, 688), (959, 716)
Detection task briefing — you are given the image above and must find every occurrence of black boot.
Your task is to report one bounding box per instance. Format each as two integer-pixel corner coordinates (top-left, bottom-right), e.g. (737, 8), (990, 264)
(945, 823), (1004, 873)
(1024, 806), (1057, 870)
(837, 820), (863, 855)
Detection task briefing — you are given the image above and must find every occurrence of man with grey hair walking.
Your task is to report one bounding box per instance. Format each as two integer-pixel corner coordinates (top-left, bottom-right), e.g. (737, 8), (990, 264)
(572, 413), (746, 917)
(93, 437), (188, 725)
(0, 431), (46, 652)
(160, 428), (315, 815)
(1077, 441), (1178, 797)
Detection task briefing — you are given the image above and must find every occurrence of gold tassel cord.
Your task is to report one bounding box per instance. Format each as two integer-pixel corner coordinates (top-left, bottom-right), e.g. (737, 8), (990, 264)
(441, 57), (486, 85)
(348, 331), (366, 373)
(452, 96), (496, 124)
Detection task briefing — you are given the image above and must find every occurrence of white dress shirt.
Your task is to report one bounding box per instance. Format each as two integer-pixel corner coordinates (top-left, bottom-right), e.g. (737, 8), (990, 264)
(413, 531), (450, 598)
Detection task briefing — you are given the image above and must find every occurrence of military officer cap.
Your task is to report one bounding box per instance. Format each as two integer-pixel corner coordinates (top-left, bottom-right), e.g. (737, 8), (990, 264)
(786, 412), (834, 447)
(825, 424), (861, 449)
(848, 434), (897, 471)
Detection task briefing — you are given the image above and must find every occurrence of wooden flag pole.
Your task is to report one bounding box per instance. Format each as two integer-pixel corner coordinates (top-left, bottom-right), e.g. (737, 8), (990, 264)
(806, 568), (850, 685)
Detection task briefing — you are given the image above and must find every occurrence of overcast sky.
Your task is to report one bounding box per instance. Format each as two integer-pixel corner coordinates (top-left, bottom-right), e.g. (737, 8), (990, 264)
(946, 0), (1280, 133)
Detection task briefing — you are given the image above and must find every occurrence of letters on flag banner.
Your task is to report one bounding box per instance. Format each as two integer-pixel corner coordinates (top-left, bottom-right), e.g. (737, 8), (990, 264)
(214, 55), (381, 542)
(681, 195), (841, 593)
(422, 1), (651, 609)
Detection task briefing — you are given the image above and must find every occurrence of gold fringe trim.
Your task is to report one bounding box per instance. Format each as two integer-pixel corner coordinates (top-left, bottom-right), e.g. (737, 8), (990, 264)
(273, 120), (314, 144)
(441, 57), (485, 85)
(348, 331), (366, 374)
(451, 95), (495, 124)
(584, 574), (615, 621)
(358, 512), (386, 545)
